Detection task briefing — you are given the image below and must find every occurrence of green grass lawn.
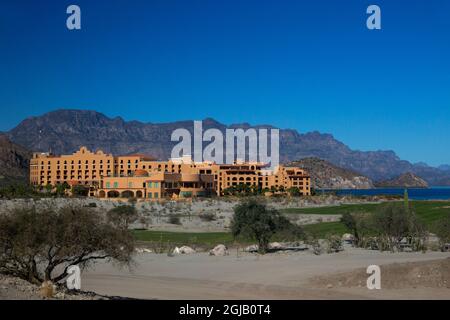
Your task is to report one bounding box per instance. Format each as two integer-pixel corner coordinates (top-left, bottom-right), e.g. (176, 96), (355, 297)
(133, 230), (234, 246)
(282, 201), (450, 222)
(281, 203), (382, 215)
(302, 221), (348, 237)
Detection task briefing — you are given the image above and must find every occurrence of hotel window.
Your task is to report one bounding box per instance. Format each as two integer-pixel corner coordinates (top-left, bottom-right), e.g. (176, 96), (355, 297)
(148, 182), (153, 188)
(148, 192), (152, 198)
(154, 192), (159, 198)
(113, 182), (118, 188)
(106, 182), (110, 188)
(154, 182), (159, 188)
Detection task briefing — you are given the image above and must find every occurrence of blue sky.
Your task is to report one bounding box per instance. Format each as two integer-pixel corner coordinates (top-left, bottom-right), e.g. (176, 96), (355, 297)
(0, 0), (449, 166)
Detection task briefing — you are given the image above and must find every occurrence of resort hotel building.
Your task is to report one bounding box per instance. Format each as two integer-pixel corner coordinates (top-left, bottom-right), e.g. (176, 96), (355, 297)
(30, 146), (311, 199)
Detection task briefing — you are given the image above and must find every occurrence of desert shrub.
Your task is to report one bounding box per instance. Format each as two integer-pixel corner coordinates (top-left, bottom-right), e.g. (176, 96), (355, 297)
(341, 212), (357, 235)
(107, 205), (138, 228)
(72, 185), (89, 197)
(168, 215), (181, 225)
(139, 216), (152, 229)
(342, 204), (426, 252)
(0, 183), (43, 199)
(371, 203), (426, 252)
(0, 205), (134, 285)
(230, 199), (300, 254)
(128, 197), (137, 203)
(223, 184), (263, 196)
(341, 212), (371, 246)
(326, 234), (343, 253)
(287, 187), (301, 197)
(55, 182), (70, 197)
(305, 236), (322, 255)
(434, 214), (450, 251)
(199, 213), (216, 222)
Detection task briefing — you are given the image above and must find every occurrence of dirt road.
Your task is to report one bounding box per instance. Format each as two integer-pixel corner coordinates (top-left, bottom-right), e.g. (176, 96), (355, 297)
(81, 249), (450, 299)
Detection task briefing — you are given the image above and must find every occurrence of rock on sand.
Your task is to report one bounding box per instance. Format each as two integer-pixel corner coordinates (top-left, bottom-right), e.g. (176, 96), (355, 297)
(209, 244), (229, 256)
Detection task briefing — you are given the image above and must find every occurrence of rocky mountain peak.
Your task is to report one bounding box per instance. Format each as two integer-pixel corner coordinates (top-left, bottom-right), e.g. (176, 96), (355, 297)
(5, 109), (450, 186)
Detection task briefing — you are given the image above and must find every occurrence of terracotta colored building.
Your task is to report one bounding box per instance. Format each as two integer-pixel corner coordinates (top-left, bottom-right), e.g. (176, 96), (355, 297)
(30, 146), (311, 199)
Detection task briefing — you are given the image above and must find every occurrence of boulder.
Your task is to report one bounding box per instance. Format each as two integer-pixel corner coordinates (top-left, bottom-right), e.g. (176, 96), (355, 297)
(135, 247), (152, 253)
(209, 244), (229, 256)
(244, 244), (259, 252)
(268, 242), (284, 250)
(173, 246), (196, 254)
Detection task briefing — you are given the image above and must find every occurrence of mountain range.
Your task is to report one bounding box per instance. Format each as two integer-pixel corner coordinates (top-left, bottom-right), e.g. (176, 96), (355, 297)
(375, 172), (429, 188)
(4, 109), (450, 186)
(0, 134), (31, 187)
(287, 157), (374, 189)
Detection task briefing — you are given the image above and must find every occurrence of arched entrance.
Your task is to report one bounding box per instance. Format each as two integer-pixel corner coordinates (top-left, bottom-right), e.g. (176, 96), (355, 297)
(121, 190), (134, 198)
(136, 190), (143, 198)
(107, 190), (120, 198)
(98, 190), (106, 198)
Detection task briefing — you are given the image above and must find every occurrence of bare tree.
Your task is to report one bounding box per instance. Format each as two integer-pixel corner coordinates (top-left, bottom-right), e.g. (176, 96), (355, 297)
(0, 205), (135, 285)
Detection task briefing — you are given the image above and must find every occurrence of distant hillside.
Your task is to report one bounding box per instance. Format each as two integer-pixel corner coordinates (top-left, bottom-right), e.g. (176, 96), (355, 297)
(375, 172), (428, 188)
(6, 109), (450, 185)
(287, 157), (374, 189)
(0, 134), (31, 187)
(438, 164), (450, 172)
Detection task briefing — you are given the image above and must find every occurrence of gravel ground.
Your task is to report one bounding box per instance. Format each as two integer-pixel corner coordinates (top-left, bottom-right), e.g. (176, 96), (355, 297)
(0, 273), (121, 300)
(80, 248), (450, 300)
